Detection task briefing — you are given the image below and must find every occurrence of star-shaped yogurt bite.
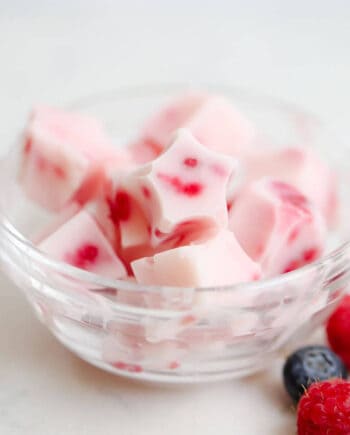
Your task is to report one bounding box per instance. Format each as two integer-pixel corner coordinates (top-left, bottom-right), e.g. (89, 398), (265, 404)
(125, 129), (238, 245)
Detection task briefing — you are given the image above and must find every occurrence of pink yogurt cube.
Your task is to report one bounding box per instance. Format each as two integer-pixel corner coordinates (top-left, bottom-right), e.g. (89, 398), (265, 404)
(131, 229), (261, 288)
(19, 106), (122, 212)
(129, 93), (255, 162)
(85, 156), (142, 250)
(228, 178), (327, 277)
(243, 147), (337, 225)
(102, 180), (150, 251)
(129, 92), (207, 163)
(85, 166), (152, 274)
(186, 95), (255, 156)
(39, 210), (127, 279)
(125, 129), (237, 244)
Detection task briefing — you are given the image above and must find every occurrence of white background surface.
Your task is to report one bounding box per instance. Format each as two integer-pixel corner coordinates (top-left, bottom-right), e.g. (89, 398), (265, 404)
(0, 1), (349, 434)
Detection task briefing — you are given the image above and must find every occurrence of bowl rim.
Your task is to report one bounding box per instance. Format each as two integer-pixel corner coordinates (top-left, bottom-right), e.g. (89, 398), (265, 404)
(2, 83), (349, 295)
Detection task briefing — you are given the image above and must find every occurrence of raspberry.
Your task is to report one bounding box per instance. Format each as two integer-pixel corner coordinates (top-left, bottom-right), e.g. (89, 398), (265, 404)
(326, 295), (350, 368)
(297, 380), (350, 434)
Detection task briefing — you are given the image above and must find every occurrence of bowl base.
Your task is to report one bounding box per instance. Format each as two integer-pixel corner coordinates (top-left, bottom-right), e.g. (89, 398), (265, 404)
(53, 329), (273, 384)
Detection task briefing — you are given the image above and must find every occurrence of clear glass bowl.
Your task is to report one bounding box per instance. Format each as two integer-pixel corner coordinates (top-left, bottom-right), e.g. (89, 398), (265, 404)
(0, 84), (350, 383)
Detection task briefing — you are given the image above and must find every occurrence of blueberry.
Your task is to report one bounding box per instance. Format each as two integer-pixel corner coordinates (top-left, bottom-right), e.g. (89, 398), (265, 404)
(283, 345), (347, 402)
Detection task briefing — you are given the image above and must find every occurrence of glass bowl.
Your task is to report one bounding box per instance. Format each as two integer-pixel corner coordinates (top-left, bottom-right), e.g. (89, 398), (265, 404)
(0, 84), (350, 384)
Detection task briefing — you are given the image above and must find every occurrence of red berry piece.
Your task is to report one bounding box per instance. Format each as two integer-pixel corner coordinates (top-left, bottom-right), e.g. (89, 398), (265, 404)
(24, 137), (32, 154)
(157, 173), (203, 197)
(107, 190), (132, 224)
(69, 244), (99, 269)
(297, 380), (350, 434)
(327, 295), (350, 368)
(183, 157), (198, 168)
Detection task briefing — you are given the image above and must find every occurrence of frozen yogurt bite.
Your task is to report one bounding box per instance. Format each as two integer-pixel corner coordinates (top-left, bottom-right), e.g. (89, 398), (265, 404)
(228, 178), (326, 277)
(19, 105), (129, 211)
